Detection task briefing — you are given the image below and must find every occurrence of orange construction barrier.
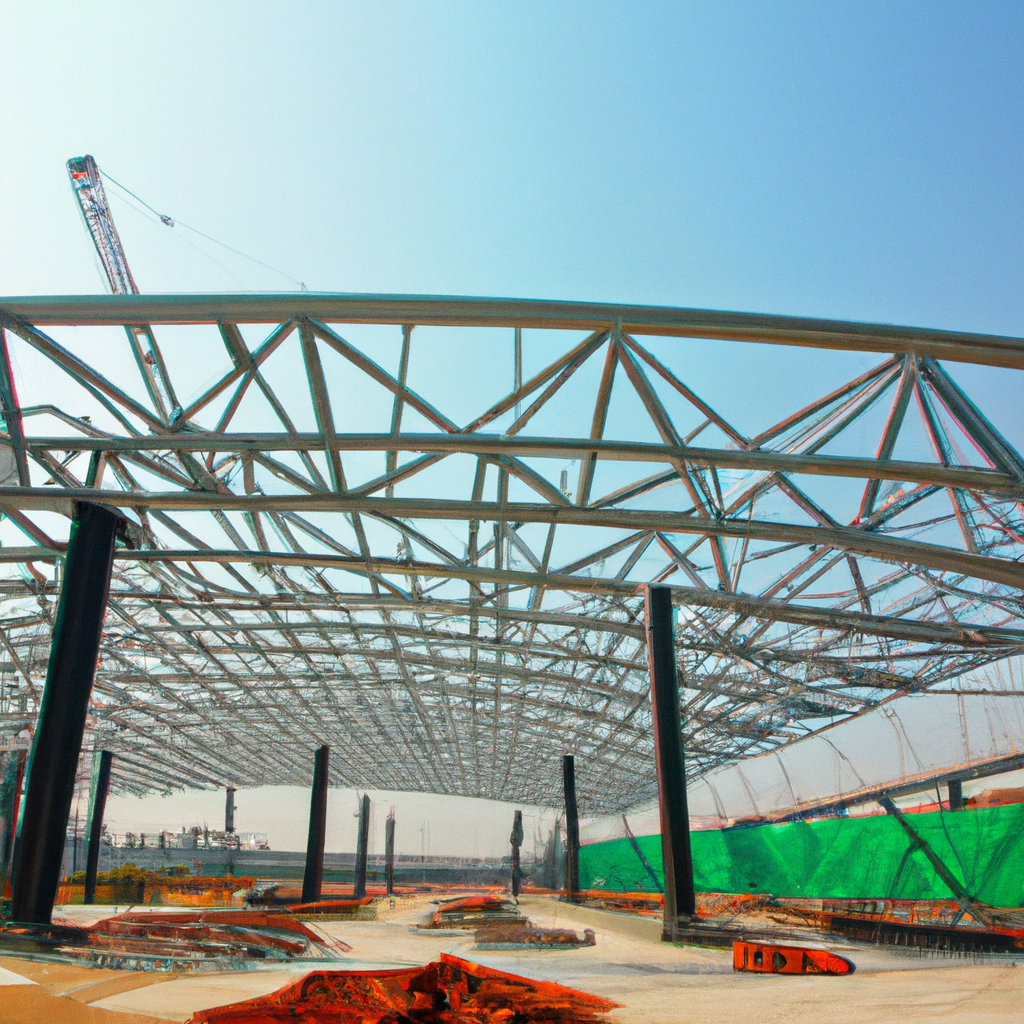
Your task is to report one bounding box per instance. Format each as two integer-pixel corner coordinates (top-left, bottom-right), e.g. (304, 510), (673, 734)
(733, 941), (854, 975)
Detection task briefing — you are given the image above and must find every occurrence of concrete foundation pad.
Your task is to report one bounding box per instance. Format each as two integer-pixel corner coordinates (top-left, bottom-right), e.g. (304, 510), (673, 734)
(89, 969), (301, 1021)
(0, 966), (35, 986)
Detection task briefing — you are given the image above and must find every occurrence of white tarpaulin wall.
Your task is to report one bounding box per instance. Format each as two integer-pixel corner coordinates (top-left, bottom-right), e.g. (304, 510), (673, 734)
(581, 657), (1024, 843)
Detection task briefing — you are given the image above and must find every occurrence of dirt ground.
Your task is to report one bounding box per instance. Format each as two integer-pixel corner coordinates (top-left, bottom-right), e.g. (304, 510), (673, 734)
(0, 896), (1021, 1023)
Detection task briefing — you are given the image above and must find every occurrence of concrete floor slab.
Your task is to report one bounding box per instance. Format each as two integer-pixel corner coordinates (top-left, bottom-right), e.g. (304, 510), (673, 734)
(0, 966), (35, 986)
(4, 895), (1023, 1022)
(89, 969), (300, 1021)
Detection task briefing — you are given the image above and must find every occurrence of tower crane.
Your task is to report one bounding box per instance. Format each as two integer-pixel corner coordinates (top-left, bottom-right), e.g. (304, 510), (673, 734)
(66, 155), (182, 423)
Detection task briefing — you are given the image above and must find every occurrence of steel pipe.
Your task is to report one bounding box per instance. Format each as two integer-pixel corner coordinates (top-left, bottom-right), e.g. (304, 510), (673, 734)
(3, 295), (1023, 368)
(1, 491), (1018, 589)
(13, 433), (1022, 495)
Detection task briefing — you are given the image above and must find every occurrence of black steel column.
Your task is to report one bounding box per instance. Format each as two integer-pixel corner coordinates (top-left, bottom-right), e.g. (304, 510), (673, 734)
(301, 745), (329, 904)
(12, 502), (121, 924)
(948, 779), (963, 811)
(225, 786), (236, 833)
(353, 793), (370, 899)
(645, 584), (695, 941)
(563, 755), (580, 899)
(384, 810), (396, 897)
(510, 809), (524, 898)
(83, 750), (113, 905)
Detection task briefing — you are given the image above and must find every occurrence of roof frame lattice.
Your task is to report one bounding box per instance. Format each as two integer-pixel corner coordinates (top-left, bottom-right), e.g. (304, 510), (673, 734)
(0, 294), (1021, 812)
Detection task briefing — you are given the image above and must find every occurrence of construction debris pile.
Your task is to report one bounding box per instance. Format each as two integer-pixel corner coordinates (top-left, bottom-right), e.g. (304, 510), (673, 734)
(245, 883), (375, 915)
(187, 952), (620, 1024)
(57, 864), (254, 907)
(474, 922), (596, 950)
(424, 895), (596, 950)
(816, 900), (1024, 953)
(427, 895), (522, 930)
(1, 909), (349, 971)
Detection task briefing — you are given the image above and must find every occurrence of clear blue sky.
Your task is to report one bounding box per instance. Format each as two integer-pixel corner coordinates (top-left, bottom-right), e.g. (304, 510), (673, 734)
(2, 2), (1022, 337)
(4, 2), (1023, 849)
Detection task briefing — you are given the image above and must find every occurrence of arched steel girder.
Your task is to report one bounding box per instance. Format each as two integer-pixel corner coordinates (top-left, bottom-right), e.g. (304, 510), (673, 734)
(1, 535), (1021, 623)
(1, 505), (1021, 589)
(9, 432), (1023, 492)
(3, 294), (1024, 368)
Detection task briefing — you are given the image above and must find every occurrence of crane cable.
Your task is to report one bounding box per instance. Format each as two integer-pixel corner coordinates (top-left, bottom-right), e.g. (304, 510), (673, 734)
(99, 167), (307, 290)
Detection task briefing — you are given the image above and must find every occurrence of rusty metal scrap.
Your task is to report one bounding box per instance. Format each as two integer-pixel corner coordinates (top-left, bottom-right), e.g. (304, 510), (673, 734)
(429, 895), (522, 929)
(474, 921), (596, 949)
(186, 952), (621, 1023)
(0, 908), (350, 969)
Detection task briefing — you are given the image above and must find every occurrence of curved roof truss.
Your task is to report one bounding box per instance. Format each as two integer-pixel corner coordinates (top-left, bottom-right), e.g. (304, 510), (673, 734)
(0, 294), (1020, 813)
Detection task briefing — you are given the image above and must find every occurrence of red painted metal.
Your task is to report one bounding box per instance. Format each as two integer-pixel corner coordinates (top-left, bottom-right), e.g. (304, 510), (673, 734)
(187, 952), (620, 1023)
(733, 941), (854, 975)
(285, 898), (374, 914)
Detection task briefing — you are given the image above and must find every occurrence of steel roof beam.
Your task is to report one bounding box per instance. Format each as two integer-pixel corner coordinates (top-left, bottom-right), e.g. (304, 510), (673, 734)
(1, 495), (1020, 588)
(3, 296), (1024, 368)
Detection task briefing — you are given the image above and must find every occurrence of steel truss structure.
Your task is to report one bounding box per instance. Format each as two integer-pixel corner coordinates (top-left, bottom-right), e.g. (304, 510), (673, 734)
(0, 294), (1021, 813)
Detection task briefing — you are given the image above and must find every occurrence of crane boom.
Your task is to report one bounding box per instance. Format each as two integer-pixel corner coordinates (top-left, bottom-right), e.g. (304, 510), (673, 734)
(67, 155), (139, 295)
(66, 156), (183, 422)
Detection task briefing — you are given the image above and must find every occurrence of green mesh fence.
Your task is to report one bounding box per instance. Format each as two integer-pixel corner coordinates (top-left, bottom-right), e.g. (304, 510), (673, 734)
(580, 803), (1024, 908)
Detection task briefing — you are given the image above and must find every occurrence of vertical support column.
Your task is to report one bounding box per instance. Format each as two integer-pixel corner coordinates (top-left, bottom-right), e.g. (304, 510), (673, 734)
(562, 754), (580, 900)
(225, 786), (236, 833)
(510, 809), (523, 899)
(384, 809), (396, 897)
(12, 502), (121, 924)
(83, 750), (113, 905)
(948, 779), (963, 811)
(353, 793), (370, 899)
(301, 745), (329, 904)
(645, 584), (695, 942)
(0, 749), (27, 898)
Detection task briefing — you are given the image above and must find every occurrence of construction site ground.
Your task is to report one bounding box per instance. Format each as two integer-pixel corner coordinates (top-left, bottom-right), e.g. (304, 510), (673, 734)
(0, 894), (1021, 1023)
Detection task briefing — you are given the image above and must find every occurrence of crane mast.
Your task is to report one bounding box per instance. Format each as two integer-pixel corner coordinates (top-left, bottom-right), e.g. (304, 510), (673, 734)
(66, 156), (182, 422)
(67, 155), (139, 295)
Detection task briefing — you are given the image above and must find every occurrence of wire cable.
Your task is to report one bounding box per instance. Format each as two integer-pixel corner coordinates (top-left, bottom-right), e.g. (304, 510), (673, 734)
(107, 190), (248, 288)
(99, 167), (307, 290)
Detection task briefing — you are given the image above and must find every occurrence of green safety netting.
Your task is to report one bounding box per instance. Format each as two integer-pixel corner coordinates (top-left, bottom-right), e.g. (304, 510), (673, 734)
(580, 803), (1024, 907)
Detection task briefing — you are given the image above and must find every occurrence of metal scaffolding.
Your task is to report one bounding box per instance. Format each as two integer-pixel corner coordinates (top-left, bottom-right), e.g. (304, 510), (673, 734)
(0, 294), (1020, 813)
